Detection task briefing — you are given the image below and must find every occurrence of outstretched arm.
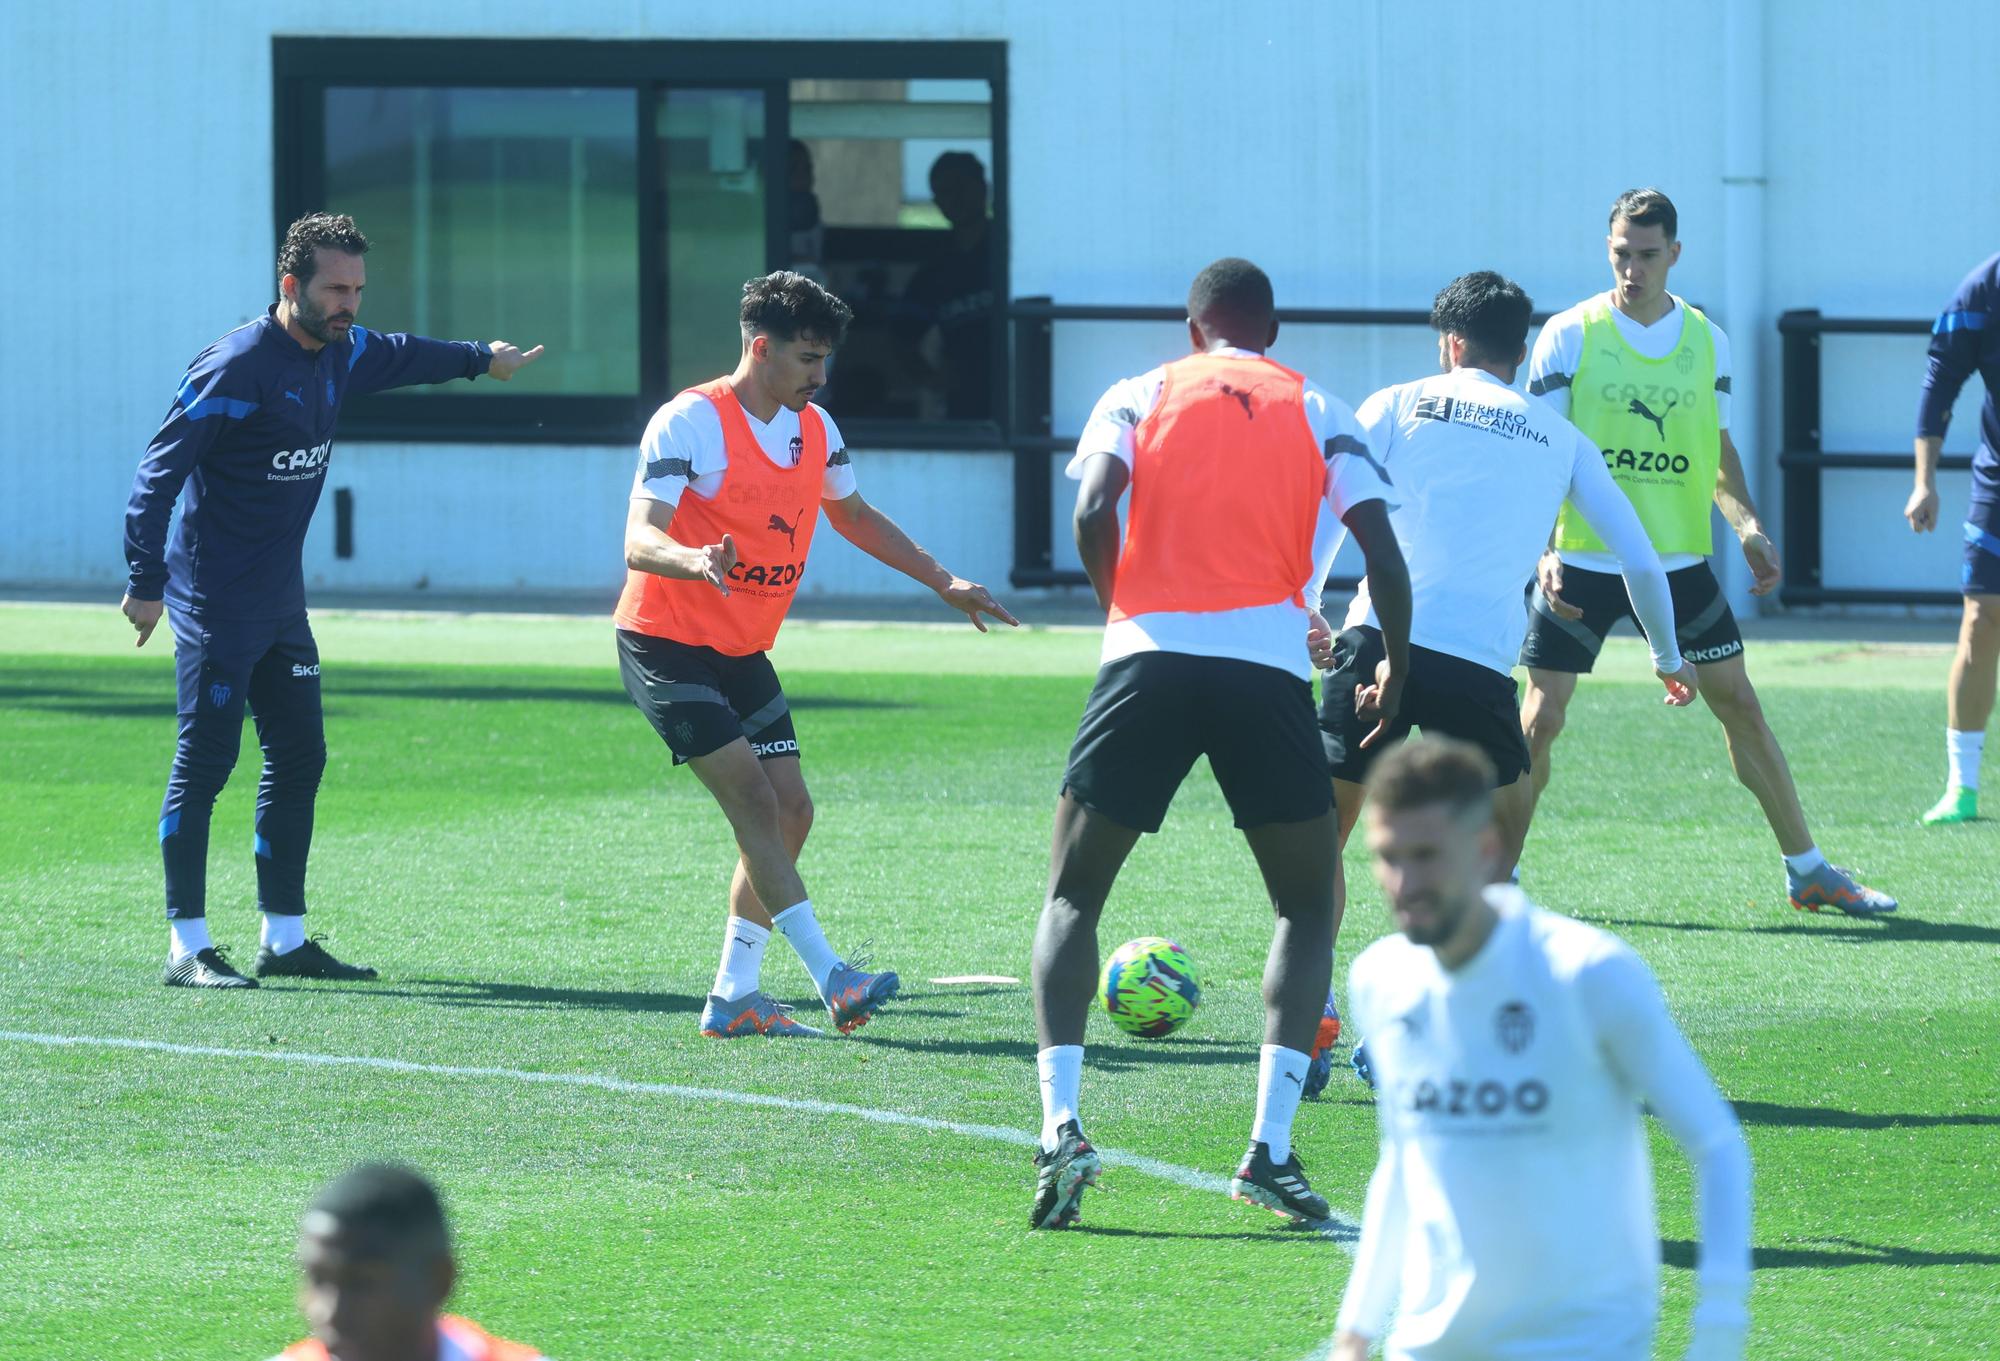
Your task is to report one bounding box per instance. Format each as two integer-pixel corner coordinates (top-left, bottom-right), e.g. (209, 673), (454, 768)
(347, 327), (543, 394)
(822, 490), (1018, 630)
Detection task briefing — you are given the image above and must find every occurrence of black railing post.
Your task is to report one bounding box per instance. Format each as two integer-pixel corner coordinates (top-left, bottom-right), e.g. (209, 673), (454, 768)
(1010, 295), (1054, 588)
(1778, 309), (1824, 606)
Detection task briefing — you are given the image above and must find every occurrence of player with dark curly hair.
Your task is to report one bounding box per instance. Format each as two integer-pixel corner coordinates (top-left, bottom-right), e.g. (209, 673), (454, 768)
(123, 213), (544, 989)
(617, 270), (1017, 1039)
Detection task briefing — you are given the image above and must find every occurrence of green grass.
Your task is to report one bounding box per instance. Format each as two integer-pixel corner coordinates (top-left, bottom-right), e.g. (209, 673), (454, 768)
(0, 605), (1995, 1360)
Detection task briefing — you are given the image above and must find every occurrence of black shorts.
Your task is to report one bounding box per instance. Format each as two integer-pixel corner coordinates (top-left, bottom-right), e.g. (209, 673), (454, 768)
(616, 630), (800, 765)
(1518, 560), (1744, 673)
(1318, 627), (1531, 787)
(1061, 652), (1332, 834)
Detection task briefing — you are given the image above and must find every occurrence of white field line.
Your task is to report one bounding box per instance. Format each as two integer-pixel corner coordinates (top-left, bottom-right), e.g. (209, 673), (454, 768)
(1, 1028), (1359, 1249)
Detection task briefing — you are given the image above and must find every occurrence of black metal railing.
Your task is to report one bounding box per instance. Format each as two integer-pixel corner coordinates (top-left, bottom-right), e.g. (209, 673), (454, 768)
(1006, 298), (1437, 588)
(1778, 309), (1966, 607)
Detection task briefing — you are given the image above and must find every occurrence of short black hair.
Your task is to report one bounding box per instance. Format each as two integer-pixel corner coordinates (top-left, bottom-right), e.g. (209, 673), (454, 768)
(1187, 257), (1275, 336)
(1609, 187), (1678, 241)
(280, 213), (369, 286)
(928, 150), (986, 187)
(1429, 270), (1534, 366)
(740, 270), (852, 347)
(1366, 737), (1497, 819)
(303, 1164), (449, 1261)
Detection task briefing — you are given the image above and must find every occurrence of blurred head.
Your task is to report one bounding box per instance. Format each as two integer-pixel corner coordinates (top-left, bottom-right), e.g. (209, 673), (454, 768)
(1606, 187), (1681, 311)
(1364, 739), (1500, 949)
(1430, 270), (1533, 378)
(928, 151), (989, 229)
(297, 1164), (455, 1361)
(739, 270), (853, 411)
(1186, 256), (1278, 353)
(279, 213), (370, 346)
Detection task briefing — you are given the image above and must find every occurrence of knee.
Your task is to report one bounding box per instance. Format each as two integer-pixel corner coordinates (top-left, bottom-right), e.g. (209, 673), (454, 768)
(1705, 678), (1766, 731)
(1522, 687), (1570, 746)
(1966, 597), (2000, 646)
(171, 725), (240, 797)
(778, 788), (814, 846)
(266, 736), (328, 790)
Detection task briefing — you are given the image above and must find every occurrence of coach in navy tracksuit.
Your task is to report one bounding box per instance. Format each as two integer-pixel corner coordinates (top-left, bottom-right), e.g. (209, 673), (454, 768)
(1906, 251), (2000, 826)
(122, 213), (542, 988)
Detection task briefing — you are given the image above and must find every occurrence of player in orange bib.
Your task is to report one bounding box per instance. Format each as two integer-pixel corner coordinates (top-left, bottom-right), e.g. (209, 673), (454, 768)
(1027, 258), (1413, 1229)
(268, 1164), (550, 1361)
(618, 271), (1017, 1038)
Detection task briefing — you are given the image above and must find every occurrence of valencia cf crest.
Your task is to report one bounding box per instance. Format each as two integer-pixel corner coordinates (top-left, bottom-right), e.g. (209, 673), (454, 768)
(326, 376), (338, 404)
(788, 435), (804, 465)
(1495, 1000), (1534, 1054)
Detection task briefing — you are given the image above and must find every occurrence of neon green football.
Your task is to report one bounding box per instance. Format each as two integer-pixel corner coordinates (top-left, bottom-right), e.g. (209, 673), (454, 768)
(1099, 937), (1202, 1038)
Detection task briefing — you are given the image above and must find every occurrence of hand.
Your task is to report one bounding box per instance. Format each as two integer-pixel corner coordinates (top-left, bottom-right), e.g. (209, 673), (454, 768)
(1537, 549), (1583, 620)
(485, 341), (545, 382)
(1657, 660), (1698, 707)
(1329, 1333), (1372, 1361)
(698, 534), (737, 594)
(937, 577), (1020, 632)
(1306, 609), (1338, 670)
(1354, 658), (1404, 749)
(1905, 485), (1939, 534)
(120, 593), (162, 648)
(1739, 528), (1781, 596)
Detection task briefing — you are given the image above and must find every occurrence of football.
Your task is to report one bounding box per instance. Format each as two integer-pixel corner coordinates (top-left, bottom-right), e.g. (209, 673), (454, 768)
(1099, 937), (1202, 1038)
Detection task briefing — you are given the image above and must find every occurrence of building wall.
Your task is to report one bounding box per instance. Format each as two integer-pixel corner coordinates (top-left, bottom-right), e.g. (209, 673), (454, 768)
(3, 0), (1992, 602)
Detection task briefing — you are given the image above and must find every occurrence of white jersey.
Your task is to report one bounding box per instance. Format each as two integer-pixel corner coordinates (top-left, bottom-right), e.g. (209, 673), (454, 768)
(1337, 888), (1752, 1361)
(1342, 367), (1681, 676)
(1070, 348), (1393, 679)
(1527, 293), (1733, 575)
(630, 389), (858, 507)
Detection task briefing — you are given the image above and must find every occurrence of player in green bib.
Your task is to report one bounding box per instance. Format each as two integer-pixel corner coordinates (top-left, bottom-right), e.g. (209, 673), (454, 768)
(1516, 188), (1897, 917)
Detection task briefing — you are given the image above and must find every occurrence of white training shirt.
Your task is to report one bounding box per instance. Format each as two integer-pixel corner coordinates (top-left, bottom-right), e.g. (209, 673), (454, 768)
(1528, 293), (1733, 575)
(1070, 349), (1394, 679)
(630, 389), (858, 507)
(1341, 366), (1681, 676)
(1338, 888), (1752, 1361)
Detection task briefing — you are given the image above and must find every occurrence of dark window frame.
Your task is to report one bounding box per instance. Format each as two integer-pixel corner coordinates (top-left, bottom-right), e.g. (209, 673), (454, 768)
(273, 38), (1010, 448)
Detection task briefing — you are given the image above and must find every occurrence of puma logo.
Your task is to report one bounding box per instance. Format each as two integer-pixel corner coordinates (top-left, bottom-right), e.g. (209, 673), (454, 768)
(1220, 384), (1254, 419)
(768, 510), (802, 551)
(1628, 394), (1677, 439)
(1283, 1071), (1303, 1086)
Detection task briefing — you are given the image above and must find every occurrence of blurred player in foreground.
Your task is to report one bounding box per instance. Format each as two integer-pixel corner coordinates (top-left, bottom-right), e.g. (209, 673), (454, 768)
(268, 1164), (550, 1361)
(1333, 738), (1751, 1361)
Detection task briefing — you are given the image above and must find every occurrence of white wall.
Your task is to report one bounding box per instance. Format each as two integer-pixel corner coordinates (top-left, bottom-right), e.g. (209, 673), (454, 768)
(3, 0), (1993, 603)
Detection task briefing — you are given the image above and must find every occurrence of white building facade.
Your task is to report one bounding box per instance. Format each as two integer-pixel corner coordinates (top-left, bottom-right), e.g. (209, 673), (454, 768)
(2, 0), (1993, 609)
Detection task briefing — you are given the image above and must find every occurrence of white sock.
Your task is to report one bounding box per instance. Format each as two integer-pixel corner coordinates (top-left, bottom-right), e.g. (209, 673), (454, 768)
(711, 917), (770, 1001)
(1948, 728), (1985, 792)
(1037, 1045), (1084, 1152)
(260, 912), (306, 955)
(168, 917), (211, 964)
(1782, 846), (1828, 877)
(1251, 1044), (1311, 1163)
(772, 900), (841, 993)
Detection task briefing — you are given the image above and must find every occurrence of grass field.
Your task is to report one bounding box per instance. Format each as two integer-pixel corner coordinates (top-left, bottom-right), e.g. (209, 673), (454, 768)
(1, 603), (1995, 1360)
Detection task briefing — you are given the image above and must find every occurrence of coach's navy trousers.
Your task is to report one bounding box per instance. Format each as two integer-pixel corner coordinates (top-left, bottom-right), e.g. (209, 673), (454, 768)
(159, 606), (325, 919)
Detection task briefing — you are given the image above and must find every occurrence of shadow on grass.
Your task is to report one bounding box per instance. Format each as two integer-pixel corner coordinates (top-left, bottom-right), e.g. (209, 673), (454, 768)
(852, 1032), (1261, 1067)
(1069, 1224), (1341, 1245)
(1729, 1100), (1999, 1130)
(259, 976), (703, 1015)
(0, 674), (909, 717)
(1663, 1236), (2000, 1270)
(1584, 914), (2000, 947)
